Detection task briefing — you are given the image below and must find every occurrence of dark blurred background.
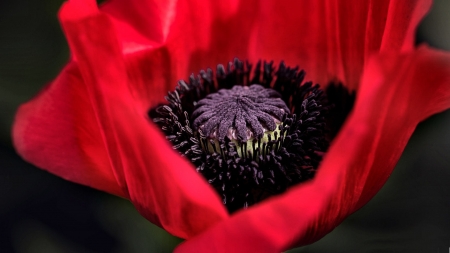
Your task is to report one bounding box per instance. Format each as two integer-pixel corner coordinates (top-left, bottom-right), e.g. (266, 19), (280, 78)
(0, 0), (449, 252)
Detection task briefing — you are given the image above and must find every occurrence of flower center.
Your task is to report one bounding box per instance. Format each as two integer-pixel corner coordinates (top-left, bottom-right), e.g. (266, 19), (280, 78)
(193, 84), (288, 141)
(150, 59), (354, 213)
(192, 84), (289, 157)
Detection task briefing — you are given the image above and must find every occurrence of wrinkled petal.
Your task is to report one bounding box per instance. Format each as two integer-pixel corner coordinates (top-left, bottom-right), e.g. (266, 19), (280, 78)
(58, 0), (243, 110)
(146, 0), (431, 91)
(118, 0), (428, 91)
(51, 0), (432, 105)
(174, 47), (450, 252)
(14, 0), (228, 239)
(100, 0), (252, 107)
(248, 0), (432, 90)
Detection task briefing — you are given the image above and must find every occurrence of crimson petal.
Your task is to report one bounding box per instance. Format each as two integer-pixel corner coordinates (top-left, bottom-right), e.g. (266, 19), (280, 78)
(247, 0), (432, 90)
(13, 0), (228, 239)
(56, 0), (433, 103)
(174, 47), (450, 252)
(100, 0), (256, 107)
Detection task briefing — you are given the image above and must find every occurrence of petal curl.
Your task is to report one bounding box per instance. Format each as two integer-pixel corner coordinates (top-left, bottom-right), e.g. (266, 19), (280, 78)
(174, 47), (450, 252)
(13, 62), (125, 198)
(14, 0), (228, 239)
(101, 0), (256, 73)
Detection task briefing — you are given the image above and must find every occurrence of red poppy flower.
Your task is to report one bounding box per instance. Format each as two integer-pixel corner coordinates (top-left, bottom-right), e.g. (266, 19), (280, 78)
(12, 0), (450, 252)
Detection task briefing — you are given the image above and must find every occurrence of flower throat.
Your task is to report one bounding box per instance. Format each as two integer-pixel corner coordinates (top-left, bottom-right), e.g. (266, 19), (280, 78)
(150, 59), (354, 213)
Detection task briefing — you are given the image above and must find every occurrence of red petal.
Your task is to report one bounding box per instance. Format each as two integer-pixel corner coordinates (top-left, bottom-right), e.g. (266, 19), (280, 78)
(174, 47), (450, 252)
(13, 63), (125, 198)
(101, 0), (255, 75)
(63, 0), (432, 99)
(14, 0), (228, 239)
(96, 0), (261, 108)
(62, 0), (432, 96)
(247, 0), (432, 90)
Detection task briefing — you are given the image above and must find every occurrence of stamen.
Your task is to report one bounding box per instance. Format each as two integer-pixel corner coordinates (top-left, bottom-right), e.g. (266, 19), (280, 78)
(150, 58), (353, 213)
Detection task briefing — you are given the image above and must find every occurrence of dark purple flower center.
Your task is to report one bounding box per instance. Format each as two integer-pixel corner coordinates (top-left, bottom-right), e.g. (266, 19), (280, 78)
(150, 59), (354, 213)
(192, 84), (288, 142)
